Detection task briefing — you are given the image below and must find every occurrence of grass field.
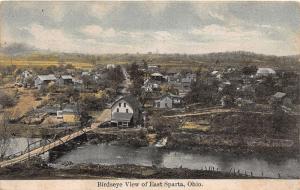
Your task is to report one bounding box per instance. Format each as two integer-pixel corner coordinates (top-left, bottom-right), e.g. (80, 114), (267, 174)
(181, 121), (211, 132)
(4, 89), (47, 120)
(0, 59), (94, 69)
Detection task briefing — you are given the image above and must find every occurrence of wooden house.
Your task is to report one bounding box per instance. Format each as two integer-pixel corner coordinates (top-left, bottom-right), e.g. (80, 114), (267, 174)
(110, 96), (143, 127)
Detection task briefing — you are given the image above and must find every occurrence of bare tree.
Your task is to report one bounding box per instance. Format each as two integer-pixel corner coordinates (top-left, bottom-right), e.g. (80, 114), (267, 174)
(0, 111), (11, 159)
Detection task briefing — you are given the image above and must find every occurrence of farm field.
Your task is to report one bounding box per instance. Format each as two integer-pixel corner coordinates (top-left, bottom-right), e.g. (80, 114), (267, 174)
(0, 59), (93, 69)
(181, 121), (211, 132)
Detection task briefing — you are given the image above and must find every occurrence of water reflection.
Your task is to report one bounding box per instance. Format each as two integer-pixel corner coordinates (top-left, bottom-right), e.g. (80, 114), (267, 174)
(54, 143), (300, 178)
(5, 137), (49, 160)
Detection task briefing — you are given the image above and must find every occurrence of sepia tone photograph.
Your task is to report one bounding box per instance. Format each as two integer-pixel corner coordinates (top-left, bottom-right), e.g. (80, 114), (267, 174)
(0, 0), (299, 184)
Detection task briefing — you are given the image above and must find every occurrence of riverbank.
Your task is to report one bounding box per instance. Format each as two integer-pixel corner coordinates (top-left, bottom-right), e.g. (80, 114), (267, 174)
(0, 158), (261, 179)
(8, 124), (80, 138)
(86, 128), (299, 157)
(167, 132), (299, 156)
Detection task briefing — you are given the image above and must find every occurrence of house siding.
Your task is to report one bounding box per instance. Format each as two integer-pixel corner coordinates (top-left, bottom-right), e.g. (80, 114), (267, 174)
(111, 100), (134, 114)
(155, 96), (173, 108)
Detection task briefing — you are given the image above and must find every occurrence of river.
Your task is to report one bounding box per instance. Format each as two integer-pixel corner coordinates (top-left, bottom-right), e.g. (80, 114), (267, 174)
(52, 142), (300, 178)
(5, 137), (48, 159)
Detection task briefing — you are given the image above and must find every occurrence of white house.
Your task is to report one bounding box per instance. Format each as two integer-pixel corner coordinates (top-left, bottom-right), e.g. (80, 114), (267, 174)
(150, 72), (165, 82)
(148, 65), (160, 73)
(19, 70), (33, 87)
(21, 70), (32, 79)
(57, 75), (73, 86)
(106, 64), (116, 69)
(110, 96), (142, 127)
(154, 94), (173, 109)
(256, 68), (276, 77)
(154, 94), (182, 109)
(34, 75), (57, 90)
(182, 73), (196, 83)
(169, 93), (182, 105)
(142, 79), (160, 92)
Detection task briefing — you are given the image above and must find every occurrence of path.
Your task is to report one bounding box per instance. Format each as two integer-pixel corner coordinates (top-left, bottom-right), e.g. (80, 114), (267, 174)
(120, 66), (131, 94)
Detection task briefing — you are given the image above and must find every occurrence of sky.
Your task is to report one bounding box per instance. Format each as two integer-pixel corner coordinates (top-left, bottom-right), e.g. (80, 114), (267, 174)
(1, 1), (300, 55)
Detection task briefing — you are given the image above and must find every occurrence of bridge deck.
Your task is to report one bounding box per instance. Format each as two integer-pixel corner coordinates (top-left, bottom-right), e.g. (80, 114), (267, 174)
(0, 127), (92, 168)
(0, 109), (111, 168)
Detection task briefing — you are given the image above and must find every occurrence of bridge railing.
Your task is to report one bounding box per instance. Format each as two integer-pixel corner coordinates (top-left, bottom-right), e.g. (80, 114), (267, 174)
(3, 127), (85, 161)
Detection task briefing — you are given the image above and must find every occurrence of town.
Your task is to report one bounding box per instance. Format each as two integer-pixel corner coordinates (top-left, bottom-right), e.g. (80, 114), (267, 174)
(0, 1), (299, 181)
(0, 50), (299, 179)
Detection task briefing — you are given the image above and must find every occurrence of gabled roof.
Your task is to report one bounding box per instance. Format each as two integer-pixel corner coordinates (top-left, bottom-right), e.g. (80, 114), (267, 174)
(273, 92), (286, 99)
(159, 94), (172, 101)
(62, 104), (80, 114)
(256, 68), (276, 75)
(158, 93), (181, 101)
(112, 95), (142, 111)
(61, 75), (73, 80)
(211, 71), (219, 75)
(37, 75), (57, 81)
(169, 93), (182, 99)
(151, 72), (164, 77)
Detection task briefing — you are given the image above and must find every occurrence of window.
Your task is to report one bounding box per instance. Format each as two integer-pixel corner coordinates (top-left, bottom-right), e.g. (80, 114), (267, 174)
(119, 103), (121, 107)
(117, 108), (119, 112)
(126, 109), (128, 113)
(124, 103), (126, 107)
(165, 103), (168, 107)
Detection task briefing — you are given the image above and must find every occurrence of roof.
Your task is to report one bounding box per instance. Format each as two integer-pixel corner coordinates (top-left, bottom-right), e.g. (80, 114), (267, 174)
(37, 75), (56, 81)
(158, 93), (181, 101)
(151, 72), (164, 77)
(37, 105), (60, 114)
(112, 95), (142, 111)
(112, 112), (133, 122)
(181, 78), (192, 83)
(82, 71), (90, 75)
(211, 71), (219, 75)
(273, 92), (286, 99)
(72, 79), (83, 84)
(159, 94), (173, 101)
(169, 93), (182, 99)
(61, 75), (73, 80)
(22, 70), (32, 74)
(148, 65), (158, 68)
(62, 104), (80, 114)
(256, 68), (276, 75)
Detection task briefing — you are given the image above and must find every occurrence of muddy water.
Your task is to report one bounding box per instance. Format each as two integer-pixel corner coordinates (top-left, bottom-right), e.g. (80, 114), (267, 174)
(53, 143), (300, 178)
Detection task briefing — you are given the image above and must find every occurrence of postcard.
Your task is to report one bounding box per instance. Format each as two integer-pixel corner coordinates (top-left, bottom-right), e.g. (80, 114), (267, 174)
(0, 1), (299, 189)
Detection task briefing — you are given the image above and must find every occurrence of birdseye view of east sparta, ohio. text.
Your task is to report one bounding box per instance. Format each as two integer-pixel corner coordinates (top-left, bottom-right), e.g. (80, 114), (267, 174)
(0, 1), (299, 180)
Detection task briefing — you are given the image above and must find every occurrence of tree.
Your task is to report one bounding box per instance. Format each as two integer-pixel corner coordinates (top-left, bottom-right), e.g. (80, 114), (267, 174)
(0, 112), (11, 159)
(185, 78), (219, 105)
(128, 62), (144, 98)
(142, 60), (148, 70)
(242, 65), (257, 75)
(272, 106), (286, 133)
(25, 76), (35, 88)
(0, 90), (16, 108)
(150, 115), (177, 138)
(80, 94), (107, 111)
(82, 75), (94, 89)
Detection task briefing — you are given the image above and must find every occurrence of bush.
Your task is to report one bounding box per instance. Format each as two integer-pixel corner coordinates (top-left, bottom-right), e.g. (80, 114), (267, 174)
(150, 115), (178, 137)
(0, 91), (16, 108)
